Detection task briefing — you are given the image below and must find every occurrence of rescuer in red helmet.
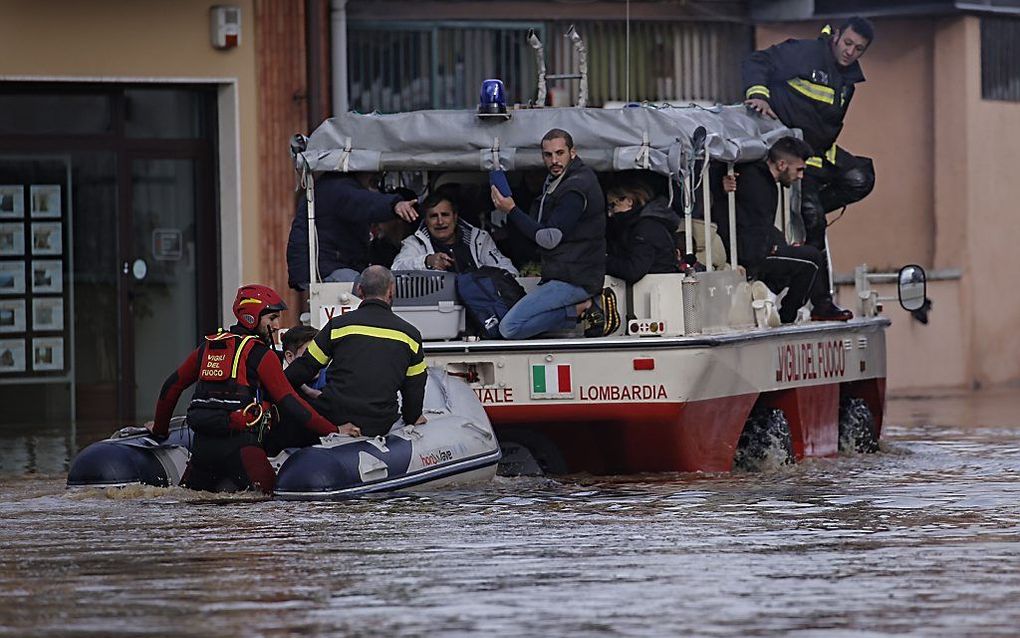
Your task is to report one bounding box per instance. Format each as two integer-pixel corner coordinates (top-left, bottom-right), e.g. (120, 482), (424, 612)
(148, 284), (360, 495)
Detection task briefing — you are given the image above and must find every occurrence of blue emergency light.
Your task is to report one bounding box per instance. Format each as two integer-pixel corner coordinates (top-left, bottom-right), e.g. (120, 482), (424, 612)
(478, 79), (510, 119)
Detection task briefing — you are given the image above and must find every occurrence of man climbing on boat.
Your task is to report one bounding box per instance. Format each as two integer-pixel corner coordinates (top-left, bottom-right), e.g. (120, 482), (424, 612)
(742, 16), (876, 253)
(148, 284), (357, 495)
(285, 265), (428, 439)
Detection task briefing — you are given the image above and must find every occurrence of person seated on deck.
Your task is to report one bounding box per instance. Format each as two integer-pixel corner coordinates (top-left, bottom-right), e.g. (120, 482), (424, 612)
(281, 325), (326, 400)
(489, 128), (620, 339)
(147, 285), (359, 495)
(604, 177), (681, 283)
(286, 171), (419, 289)
(712, 136), (853, 324)
(282, 266), (428, 446)
(391, 192), (518, 275)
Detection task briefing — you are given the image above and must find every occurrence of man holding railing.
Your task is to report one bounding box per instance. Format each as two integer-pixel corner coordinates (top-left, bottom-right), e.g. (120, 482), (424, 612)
(743, 16), (876, 252)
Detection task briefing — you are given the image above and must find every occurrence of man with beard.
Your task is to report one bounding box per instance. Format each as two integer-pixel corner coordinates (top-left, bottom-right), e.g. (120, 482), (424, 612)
(715, 136), (853, 324)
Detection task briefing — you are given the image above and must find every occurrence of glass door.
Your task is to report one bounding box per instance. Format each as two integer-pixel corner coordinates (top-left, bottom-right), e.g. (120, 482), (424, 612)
(124, 157), (202, 421)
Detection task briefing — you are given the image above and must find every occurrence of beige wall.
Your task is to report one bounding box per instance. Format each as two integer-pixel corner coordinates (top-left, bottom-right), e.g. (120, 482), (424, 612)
(0, 0), (261, 321)
(759, 16), (1020, 390)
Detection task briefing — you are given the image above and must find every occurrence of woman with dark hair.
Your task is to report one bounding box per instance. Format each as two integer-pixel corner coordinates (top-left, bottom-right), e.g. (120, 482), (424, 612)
(604, 179), (681, 283)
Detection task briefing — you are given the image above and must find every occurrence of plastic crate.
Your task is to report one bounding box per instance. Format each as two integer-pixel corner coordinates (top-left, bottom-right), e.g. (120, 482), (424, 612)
(391, 270), (465, 339)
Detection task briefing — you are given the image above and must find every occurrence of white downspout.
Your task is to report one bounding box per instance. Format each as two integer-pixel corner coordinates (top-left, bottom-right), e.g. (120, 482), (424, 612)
(331, 0), (349, 115)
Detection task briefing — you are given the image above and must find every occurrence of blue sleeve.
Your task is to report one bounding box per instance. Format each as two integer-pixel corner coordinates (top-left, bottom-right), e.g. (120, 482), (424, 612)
(319, 177), (402, 224)
(508, 190), (586, 250)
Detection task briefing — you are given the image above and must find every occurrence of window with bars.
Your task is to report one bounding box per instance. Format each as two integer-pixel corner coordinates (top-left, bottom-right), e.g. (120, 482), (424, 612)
(981, 16), (1020, 102)
(347, 20), (751, 113)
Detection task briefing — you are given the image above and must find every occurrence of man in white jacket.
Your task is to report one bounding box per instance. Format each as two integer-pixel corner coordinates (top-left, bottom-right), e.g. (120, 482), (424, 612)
(392, 193), (518, 275)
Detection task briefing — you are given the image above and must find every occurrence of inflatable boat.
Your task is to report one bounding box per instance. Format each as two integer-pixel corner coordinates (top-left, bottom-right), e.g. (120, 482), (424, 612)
(66, 369), (501, 497)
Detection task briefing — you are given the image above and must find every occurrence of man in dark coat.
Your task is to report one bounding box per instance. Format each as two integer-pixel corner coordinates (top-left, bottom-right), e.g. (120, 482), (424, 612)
(285, 266), (427, 439)
(714, 136), (853, 324)
(286, 172), (419, 289)
(490, 128), (618, 339)
(604, 179), (680, 283)
(743, 17), (876, 251)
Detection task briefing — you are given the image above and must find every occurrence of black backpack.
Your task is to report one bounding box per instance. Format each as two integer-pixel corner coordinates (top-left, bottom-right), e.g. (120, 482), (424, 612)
(455, 267), (527, 339)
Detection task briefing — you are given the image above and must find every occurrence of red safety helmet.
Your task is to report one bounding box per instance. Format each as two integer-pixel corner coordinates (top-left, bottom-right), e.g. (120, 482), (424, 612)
(232, 284), (288, 330)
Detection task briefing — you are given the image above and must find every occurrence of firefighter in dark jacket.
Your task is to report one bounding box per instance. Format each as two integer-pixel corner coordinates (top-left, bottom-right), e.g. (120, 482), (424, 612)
(285, 265), (428, 438)
(713, 137), (853, 324)
(489, 128), (619, 339)
(286, 172), (419, 290)
(742, 16), (876, 250)
(149, 285), (356, 495)
(604, 179), (681, 283)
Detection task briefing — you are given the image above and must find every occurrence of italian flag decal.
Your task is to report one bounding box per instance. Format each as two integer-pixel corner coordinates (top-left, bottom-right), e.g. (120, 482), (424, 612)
(531, 363), (573, 398)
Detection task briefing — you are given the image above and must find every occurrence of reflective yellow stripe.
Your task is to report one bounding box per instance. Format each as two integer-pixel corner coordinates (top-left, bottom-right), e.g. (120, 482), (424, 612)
(406, 361), (427, 377)
(786, 78), (834, 105)
(745, 84), (770, 99)
(237, 298), (262, 306)
(231, 336), (255, 378)
(330, 325), (421, 354)
(806, 156), (824, 169)
(825, 144), (837, 164)
(307, 339), (328, 365)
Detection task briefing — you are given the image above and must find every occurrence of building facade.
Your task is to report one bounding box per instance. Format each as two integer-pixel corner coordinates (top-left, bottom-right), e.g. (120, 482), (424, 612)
(4, 0), (1020, 467)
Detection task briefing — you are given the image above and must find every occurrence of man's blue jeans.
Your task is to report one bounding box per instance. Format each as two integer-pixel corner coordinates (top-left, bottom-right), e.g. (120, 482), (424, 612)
(499, 279), (589, 340)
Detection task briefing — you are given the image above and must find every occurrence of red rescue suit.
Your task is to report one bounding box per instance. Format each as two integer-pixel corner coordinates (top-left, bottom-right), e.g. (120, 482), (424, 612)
(153, 326), (338, 494)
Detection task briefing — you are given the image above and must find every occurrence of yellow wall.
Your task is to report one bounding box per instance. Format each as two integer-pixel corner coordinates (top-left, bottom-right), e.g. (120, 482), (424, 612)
(0, 0), (261, 290)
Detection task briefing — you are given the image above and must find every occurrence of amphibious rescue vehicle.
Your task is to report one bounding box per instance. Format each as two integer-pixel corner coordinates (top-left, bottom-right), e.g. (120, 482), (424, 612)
(293, 87), (925, 476)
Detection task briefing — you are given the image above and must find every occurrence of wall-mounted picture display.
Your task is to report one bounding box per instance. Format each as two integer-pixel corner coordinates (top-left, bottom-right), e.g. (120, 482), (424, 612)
(32, 336), (64, 371)
(31, 222), (62, 256)
(0, 299), (26, 333)
(0, 223), (25, 256)
(30, 260), (62, 293)
(0, 262), (26, 295)
(0, 186), (24, 219)
(32, 297), (63, 331)
(0, 338), (26, 373)
(30, 185), (61, 219)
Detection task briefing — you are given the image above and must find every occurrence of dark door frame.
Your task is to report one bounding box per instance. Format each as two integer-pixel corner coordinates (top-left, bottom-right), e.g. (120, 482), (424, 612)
(0, 83), (219, 423)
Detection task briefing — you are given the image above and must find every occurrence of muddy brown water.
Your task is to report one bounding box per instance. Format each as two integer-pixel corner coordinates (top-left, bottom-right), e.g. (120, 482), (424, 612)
(2, 388), (1020, 637)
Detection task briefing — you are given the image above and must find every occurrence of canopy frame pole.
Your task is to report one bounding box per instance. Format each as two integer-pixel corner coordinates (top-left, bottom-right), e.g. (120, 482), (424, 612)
(727, 162), (737, 270)
(566, 25), (588, 107)
(701, 159), (713, 271)
(527, 29), (547, 106)
(782, 185), (791, 241)
(683, 170), (694, 257)
(303, 169), (320, 285)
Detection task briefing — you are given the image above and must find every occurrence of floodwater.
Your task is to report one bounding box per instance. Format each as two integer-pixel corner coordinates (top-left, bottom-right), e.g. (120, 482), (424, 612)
(2, 388), (1020, 637)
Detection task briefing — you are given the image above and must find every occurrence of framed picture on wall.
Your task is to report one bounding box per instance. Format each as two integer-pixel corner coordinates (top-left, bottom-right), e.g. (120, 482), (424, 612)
(0, 186), (24, 219)
(0, 338), (26, 373)
(0, 299), (26, 333)
(0, 262), (26, 295)
(0, 223), (25, 256)
(30, 185), (61, 219)
(31, 222), (62, 256)
(30, 260), (62, 293)
(32, 297), (63, 331)
(31, 336), (64, 371)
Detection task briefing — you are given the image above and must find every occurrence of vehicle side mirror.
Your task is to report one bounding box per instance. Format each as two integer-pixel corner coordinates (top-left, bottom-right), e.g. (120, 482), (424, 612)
(897, 264), (927, 312)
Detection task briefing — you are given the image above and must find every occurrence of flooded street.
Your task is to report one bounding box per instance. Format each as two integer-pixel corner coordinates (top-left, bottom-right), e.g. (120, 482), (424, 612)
(3, 388), (1020, 637)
